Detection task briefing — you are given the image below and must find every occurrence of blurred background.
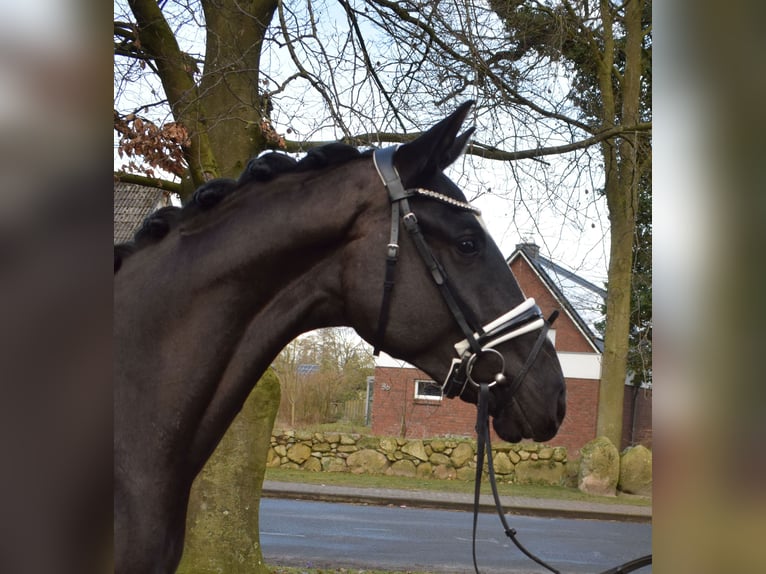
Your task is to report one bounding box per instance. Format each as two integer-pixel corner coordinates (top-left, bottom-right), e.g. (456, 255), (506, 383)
(0, 0), (764, 571)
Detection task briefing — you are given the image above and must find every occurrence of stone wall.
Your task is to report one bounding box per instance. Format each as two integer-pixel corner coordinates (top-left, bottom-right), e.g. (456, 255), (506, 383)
(268, 431), (569, 486)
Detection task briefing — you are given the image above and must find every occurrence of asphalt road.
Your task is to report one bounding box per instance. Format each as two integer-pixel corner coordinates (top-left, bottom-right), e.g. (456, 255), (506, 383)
(260, 498), (652, 573)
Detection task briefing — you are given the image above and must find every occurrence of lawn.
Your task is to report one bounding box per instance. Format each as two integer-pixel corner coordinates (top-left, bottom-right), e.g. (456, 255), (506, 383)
(264, 467), (651, 506)
(270, 568), (435, 574)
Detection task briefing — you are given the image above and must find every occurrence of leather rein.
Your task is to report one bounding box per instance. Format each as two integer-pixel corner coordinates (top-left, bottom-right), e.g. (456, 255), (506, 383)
(372, 145), (652, 574)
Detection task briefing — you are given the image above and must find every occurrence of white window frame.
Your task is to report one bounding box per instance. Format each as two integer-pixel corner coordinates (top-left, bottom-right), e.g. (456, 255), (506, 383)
(414, 379), (443, 401)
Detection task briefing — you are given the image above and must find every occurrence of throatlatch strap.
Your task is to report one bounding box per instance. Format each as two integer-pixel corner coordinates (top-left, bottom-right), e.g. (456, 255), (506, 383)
(372, 200), (401, 356)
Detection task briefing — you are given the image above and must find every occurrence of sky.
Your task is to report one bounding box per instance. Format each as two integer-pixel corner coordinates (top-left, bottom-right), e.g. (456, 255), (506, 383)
(113, 0), (611, 326)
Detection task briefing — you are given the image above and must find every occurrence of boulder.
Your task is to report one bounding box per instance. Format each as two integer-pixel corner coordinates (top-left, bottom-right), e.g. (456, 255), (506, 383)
(321, 456), (347, 473)
(357, 436), (380, 449)
(492, 452), (513, 475)
(578, 436), (619, 496)
(388, 459), (417, 478)
(450, 442), (474, 467)
(416, 462), (433, 478)
(429, 452), (451, 466)
(563, 458), (580, 488)
(456, 466), (476, 481)
(379, 437), (398, 454)
(538, 447), (554, 460)
(515, 460), (565, 486)
(430, 439), (447, 453)
(402, 439), (429, 461)
(618, 445), (652, 495)
(295, 429), (313, 441)
(433, 464), (456, 480)
(302, 456), (322, 472)
(266, 448), (281, 468)
(346, 449), (389, 474)
(286, 443), (312, 464)
(339, 434), (357, 445)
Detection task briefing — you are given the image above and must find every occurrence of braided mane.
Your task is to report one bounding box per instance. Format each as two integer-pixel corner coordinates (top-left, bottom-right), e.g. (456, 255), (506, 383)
(114, 144), (365, 273)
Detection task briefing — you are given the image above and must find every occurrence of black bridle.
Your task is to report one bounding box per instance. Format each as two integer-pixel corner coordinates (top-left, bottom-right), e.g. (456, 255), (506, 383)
(372, 145), (652, 574)
(372, 145), (555, 396)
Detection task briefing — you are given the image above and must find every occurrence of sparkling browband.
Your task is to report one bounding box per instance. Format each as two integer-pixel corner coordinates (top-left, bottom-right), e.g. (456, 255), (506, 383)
(410, 188), (481, 215)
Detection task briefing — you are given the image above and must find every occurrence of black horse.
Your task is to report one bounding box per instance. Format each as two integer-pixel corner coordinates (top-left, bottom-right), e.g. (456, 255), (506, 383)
(114, 102), (566, 573)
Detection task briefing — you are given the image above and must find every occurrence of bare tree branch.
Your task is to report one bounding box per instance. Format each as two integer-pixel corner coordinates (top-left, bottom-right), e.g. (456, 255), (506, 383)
(114, 171), (181, 193)
(276, 1), (351, 138)
(128, 0), (219, 184)
(471, 122), (651, 161)
(282, 121), (651, 161)
(336, 0), (407, 132)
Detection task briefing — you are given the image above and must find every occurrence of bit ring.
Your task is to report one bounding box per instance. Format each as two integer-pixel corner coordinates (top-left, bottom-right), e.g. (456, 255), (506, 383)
(466, 347), (506, 388)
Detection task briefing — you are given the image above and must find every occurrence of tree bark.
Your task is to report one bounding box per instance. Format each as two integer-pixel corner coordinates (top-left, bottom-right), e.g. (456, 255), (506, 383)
(128, 0), (219, 186)
(177, 370), (280, 574)
(199, 0), (279, 178)
(596, 0), (644, 447)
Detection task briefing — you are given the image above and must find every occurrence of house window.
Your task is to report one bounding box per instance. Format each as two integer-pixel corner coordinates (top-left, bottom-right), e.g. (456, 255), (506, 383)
(415, 379), (442, 401)
(547, 329), (556, 346)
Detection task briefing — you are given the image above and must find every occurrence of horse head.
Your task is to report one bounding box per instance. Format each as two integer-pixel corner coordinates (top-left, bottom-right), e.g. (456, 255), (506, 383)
(344, 102), (566, 442)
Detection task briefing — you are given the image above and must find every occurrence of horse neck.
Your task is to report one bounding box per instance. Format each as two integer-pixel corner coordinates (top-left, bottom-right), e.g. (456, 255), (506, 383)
(173, 160), (379, 361)
(116, 159), (383, 473)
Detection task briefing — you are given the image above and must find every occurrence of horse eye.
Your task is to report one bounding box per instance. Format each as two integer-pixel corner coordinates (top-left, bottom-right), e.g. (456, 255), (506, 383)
(457, 237), (479, 255)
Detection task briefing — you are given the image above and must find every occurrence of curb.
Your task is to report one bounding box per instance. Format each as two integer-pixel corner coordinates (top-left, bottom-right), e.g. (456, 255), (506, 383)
(262, 481), (652, 524)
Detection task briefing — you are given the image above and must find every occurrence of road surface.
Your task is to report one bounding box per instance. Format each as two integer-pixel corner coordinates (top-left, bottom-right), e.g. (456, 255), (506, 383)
(260, 498), (651, 573)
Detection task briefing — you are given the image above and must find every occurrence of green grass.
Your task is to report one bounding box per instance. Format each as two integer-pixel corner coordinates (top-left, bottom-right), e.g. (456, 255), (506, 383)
(270, 568), (436, 574)
(264, 467), (651, 506)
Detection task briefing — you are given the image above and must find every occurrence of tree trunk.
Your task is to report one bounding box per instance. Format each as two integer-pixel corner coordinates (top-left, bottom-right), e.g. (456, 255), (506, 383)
(596, 0), (644, 447)
(177, 370), (280, 574)
(597, 191), (633, 445)
(199, 0), (279, 178)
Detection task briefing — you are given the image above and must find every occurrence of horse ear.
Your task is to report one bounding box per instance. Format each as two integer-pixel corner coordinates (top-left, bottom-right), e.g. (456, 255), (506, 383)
(439, 126), (475, 170)
(394, 101), (475, 184)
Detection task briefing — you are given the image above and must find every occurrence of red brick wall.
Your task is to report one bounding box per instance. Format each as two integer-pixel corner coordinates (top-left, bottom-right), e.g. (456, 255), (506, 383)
(550, 378), (599, 453)
(370, 367), (652, 454)
(371, 366), (479, 439)
(371, 366), (602, 453)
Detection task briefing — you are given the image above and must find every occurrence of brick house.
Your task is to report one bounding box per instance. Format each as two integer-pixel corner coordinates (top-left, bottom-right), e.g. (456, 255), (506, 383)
(370, 243), (651, 453)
